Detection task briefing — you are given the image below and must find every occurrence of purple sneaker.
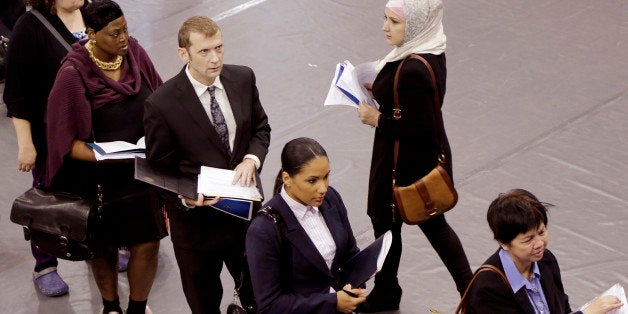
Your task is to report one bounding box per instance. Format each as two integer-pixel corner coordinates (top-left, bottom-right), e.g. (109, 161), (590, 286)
(33, 267), (69, 297)
(118, 249), (130, 272)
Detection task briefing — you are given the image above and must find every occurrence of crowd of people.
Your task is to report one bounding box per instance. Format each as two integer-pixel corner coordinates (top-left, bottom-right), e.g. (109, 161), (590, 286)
(2, 0), (623, 313)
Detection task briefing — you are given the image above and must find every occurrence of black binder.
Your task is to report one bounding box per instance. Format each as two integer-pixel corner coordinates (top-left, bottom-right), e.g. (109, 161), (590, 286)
(339, 230), (393, 287)
(134, 157), (254, 220)
(134, 156), (197, 199)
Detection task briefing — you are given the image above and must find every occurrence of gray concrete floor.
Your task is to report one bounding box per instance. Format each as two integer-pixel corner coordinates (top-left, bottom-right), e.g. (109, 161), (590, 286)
(1, 0), (626, 313)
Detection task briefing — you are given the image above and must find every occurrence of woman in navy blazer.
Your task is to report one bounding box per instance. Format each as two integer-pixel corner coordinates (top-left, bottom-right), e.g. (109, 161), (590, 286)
(246, 137), (367, 313)
(465, 189), (622, 314)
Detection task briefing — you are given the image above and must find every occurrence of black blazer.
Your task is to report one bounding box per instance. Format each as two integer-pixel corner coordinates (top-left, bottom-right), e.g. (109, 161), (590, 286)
(246, 187), (360, 314)
(144, 64), (271, 250)
(466, 249), (582, 314)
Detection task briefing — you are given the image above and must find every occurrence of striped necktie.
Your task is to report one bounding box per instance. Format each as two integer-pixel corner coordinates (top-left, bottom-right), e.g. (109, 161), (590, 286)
(207, 86), (230, 152)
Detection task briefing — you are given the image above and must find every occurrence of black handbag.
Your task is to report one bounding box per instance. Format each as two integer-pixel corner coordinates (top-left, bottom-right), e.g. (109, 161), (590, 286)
(10, 185), (106, 261)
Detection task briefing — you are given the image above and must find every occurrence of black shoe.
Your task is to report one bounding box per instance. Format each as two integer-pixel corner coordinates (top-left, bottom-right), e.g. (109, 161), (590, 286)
(355, 283), (402, 313)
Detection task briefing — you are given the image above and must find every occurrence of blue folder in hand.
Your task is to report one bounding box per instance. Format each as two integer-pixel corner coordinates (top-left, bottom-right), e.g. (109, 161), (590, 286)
(340, 230), (393, 288)
(210, 198), (253, 221)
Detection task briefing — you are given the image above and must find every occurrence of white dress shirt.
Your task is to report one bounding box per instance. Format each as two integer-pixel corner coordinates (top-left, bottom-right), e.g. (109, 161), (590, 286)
(184, 65), (260, 168)
(280, 186), (336, 269)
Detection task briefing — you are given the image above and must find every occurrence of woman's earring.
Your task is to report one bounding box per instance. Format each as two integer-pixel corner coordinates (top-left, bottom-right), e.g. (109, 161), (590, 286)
(92, 39), (96, 44)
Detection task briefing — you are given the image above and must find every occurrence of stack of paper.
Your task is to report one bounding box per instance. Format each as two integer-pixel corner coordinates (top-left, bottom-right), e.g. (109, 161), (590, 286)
(197, 166), (263, 201)
(324, 60), (378, 108)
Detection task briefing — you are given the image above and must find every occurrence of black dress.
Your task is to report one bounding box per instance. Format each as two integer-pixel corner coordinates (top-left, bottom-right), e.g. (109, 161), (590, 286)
(51, 82), (167, 247)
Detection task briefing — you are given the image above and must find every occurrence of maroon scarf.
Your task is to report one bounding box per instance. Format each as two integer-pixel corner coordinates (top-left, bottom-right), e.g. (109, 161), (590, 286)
(45, 37), (162, 186)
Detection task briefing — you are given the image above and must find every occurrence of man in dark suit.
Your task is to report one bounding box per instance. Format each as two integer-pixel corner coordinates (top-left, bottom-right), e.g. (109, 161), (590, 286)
(143, 16), (270, 314)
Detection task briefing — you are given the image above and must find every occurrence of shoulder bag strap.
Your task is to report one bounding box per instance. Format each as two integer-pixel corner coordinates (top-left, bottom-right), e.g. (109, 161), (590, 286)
(255, 205), (292, 288)
(29, 9), (72, 52)
(392, 54), (445, 182)
(454, 264), (510, 314)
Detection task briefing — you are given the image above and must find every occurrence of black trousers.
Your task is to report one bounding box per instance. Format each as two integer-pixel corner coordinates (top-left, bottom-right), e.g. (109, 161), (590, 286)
(173, 243), (255, 314)
(371, 213), (473, 296)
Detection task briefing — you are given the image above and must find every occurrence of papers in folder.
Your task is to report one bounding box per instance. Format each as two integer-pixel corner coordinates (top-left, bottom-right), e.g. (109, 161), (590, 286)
(340, 230), (393, 288)
(324, 60), (378, 109)
(87, 137), (146, 161)
(197, 166), (263, 202)
(134, 158), (256, 221)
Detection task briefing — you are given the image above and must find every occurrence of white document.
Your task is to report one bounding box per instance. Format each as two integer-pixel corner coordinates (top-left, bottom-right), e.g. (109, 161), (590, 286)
(324, 60), (377, 108)
(580, 283), (627, 314)
(88, 137), (146, 161)
(197, 166), (263, 201)
(93, 151), (145, 161)
(376, 230), (393, 272)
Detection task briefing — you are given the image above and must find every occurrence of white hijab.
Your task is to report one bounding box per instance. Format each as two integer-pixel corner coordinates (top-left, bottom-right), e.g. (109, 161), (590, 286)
(376, 0), (447, 71)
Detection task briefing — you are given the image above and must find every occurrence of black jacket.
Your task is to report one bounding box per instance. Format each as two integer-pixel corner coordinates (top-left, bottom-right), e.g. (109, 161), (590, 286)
(466, 249), (581, 314)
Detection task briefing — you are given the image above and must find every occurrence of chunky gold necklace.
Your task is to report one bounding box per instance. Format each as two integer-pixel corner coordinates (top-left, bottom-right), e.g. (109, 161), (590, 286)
(86, 40), (123, 71)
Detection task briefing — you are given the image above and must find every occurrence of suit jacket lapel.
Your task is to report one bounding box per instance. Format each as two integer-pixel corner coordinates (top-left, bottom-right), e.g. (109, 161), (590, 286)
(513, 288), (536, 313)
(539, 257), (561, 313)
(273, 197), (334, 279)
(175, 67), (230, 157)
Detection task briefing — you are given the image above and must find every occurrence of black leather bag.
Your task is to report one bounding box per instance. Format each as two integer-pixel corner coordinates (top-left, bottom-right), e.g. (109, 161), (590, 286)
(10, 186), (105, 261)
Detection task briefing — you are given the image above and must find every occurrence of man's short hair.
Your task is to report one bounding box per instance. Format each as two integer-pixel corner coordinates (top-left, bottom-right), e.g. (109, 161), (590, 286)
(178, 16), (220, 48)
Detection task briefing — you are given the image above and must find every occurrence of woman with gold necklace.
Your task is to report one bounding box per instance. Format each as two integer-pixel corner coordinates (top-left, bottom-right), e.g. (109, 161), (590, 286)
(45, 1), (164, 313)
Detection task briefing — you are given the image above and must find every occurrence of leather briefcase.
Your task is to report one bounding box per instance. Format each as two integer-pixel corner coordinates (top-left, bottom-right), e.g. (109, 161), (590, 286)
(10, 186), (105, 261)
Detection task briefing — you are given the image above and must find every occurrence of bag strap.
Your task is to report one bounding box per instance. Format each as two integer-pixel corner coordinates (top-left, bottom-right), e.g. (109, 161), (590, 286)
(29, 9), (72, 52)
(454, 264), (510, 314)
(392, 54), (446, 179)
(255, 205), (292, 287)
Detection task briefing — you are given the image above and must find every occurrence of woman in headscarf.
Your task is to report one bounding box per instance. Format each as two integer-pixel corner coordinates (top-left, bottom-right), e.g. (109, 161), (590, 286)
(355, 0), (472, 311)
(45, 0), (164, 313)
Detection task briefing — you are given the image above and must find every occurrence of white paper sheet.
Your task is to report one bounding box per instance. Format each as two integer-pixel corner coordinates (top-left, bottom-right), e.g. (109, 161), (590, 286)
(323, 60), (377, 108)
(197, 166), (263, 201)
(580, 283), (627, 314)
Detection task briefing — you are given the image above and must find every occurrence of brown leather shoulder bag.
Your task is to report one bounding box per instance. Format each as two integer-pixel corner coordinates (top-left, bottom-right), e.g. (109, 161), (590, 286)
(391, 54), (458, 225)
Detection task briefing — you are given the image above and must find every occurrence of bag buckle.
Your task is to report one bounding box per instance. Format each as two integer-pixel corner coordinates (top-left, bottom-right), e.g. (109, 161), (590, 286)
(59, 236), (68, 248)
(393, 108), (401, 120)
(22, 226), (31, 241)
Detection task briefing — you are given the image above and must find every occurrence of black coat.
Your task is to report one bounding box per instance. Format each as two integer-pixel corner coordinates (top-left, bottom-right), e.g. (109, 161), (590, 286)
(367, 54), (452, 224)
(144, 64), (271, 250)
(466, 249), (581, 314)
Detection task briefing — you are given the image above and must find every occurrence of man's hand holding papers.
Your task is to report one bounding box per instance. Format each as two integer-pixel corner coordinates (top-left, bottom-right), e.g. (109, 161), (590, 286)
(197, 166), (263, 201)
